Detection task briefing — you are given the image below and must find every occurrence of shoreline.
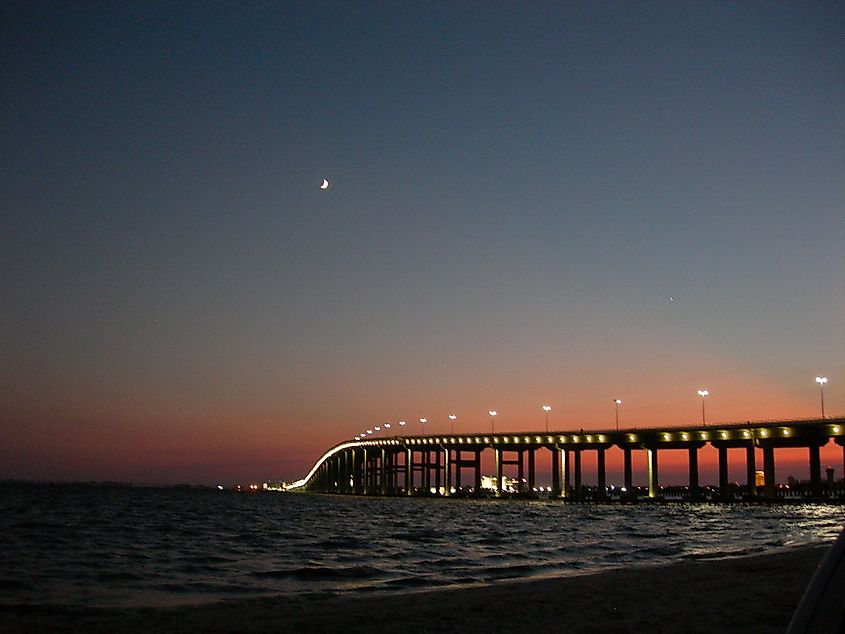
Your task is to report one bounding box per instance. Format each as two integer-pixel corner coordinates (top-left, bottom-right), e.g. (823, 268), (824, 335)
(1, 543), (831, 633)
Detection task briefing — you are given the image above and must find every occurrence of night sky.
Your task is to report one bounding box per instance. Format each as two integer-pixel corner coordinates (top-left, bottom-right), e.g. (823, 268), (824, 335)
(2, 2), (843, 485)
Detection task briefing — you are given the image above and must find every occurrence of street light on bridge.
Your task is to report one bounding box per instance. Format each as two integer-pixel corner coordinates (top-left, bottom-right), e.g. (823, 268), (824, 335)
(816, 376), (828, 419)
(697, 390), (709, 425)
(419, 418), (428, 435)
(448, 414), (457, 434)
(488, 410), (497, 433)
(614, 399), (622, 430)
(542, 405), (552, 432)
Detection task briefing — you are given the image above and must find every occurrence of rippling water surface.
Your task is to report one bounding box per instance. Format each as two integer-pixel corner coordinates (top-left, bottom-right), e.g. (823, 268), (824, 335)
(2, 482), (843, 608)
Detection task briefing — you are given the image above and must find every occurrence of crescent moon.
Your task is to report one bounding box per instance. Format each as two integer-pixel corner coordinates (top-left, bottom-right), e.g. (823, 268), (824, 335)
(320, 179), (329, 190)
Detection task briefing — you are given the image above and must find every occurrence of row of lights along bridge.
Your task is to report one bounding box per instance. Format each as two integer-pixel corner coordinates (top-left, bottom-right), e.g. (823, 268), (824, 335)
(353, 376), (831, 442)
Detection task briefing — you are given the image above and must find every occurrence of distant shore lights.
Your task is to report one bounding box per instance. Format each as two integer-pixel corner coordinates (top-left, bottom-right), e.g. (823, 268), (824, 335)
(697, 390), (709, 425)
(816, 376), (828, 419)
(542, 405), (552, 432)
(488, 410), (497, 433)
(614, 399), (622, 430)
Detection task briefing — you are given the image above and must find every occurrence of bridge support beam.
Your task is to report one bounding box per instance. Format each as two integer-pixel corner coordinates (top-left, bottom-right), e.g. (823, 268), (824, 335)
(474, 450), (482, 496)
(420, 447), (431, 495)
(444, 448), (451, 496)
(435, 448), (442, 494)
(647, 449), (659, 499)
(746, 445), (756, 500)
(527, 448), (536, 493)
(573, 450), (582, 500)
(718, 446), (729, 500)
(623, 448), (633, 495)
(390, 449), (399, 494)
(388, 449), (397, 494)
(550, 447), (561, 497)
(763, 445), (776, 500)
(495, 448), (503, 496)
(455, 450), (463, 490)
(380, 448), (388, 495)
(517, 450), (525, 493)
(809, 444), (821, 498)
(688, 447), (699, 499)
(405, 448), (412, 495)
(354, 448), (364, 495)
(562, 450), (571, 499)
(596, 449), (606, 500)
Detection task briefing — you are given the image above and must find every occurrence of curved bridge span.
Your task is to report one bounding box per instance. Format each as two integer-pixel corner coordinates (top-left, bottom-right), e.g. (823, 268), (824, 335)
(289, 417), (845, 501)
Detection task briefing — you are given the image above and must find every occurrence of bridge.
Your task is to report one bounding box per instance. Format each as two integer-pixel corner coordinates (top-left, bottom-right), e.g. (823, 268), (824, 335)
(289, 417), (845, 501)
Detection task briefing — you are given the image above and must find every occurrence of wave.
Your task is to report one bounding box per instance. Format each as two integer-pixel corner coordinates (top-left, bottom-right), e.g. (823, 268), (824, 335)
(3, 483), (844, 609)
(251, 564), (387, 581)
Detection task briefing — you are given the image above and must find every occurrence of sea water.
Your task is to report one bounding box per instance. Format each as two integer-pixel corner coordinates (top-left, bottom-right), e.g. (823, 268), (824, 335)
(1, 482), (843, 608)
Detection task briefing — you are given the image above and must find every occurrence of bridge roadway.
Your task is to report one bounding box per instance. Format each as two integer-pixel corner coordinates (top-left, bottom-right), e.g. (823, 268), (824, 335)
(290, 417), (845, 501)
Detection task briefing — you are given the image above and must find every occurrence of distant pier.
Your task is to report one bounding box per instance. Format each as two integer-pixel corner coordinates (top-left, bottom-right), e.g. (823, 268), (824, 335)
(290, 417), (845, 502)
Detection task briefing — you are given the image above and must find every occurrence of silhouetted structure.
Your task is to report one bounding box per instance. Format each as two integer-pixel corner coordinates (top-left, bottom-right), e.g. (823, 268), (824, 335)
(291, 417), (845, 502)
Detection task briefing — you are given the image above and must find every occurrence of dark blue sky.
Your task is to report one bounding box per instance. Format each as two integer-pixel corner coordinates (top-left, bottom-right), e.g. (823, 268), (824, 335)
(1, 2), (843, 484)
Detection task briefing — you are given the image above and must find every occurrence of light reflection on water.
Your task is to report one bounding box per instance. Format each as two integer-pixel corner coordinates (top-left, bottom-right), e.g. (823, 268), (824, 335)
(1, 483), (843, 608)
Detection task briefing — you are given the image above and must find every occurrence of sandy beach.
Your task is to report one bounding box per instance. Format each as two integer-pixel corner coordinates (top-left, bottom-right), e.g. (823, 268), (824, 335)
(0, 544), (830, 634)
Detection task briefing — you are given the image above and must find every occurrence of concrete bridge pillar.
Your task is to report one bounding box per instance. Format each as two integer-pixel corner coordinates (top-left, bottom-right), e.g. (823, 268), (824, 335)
(405, 447), (412, 495)
(455, 450), (463, 490)
(367, 453), (373, 494)
(573, 450), (582, 500)
(473, 450), (482, 496)
(647, 448), (659, 498)
(423, 450), (431, 493)
(495, 448), (503, 496)
(528, 448), (536, 493)
(746, 444), (756, 500)
(388, 449), (396, 495)
(551, 447), (561, 497)
(623, 448), (633, 493)
(369, 448), (377, 494)
(718, 446), (729, 499)
(596, 449), (606, 499)
(334, 457), (341, 491)
(444, 448), (451, 496)
(562, 449), (571, 499)
(354, 448), (364, 494)
(763, 445), (776, 500)
(688, 447), (699, 498)
(384, 450), (391, 494)
(809, 444), (822, 497)
(380, 448), (388, 495)
(435, 449), (442, 494)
